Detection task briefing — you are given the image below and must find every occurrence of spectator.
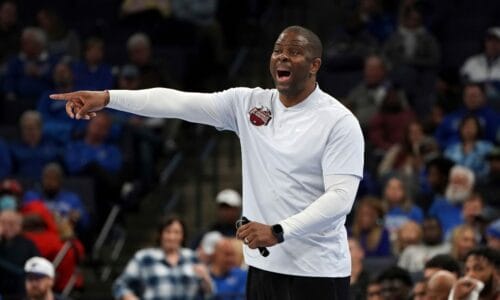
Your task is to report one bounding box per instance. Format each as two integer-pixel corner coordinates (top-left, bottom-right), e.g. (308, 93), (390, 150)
(0, 1), (21, 67)
(24, 256), (69, 300)
(209, 189), (242, 238)
(3, 27), (57, 102)
(382, 176), (424, 241)
(72, 37), (113, 90)
(345, 55), (395, 129)
(209, 238), (247, 300)
(24, 163), (91, 237)
(461, 27), (500, 108)
(461, 194), (489, 242)
(449, 247), (500, 300)
(477, 147), (500, 208)
(355, 0), (396, 43)
(126, 32), (173, 89)
(378, 121), (438, 184)
(10, 110), (60, 179)
(350, 197), (391, 257)
(368, 86), (416, 152)
(418, 156), (455, 213)
(394, 220), (422, 255)
(348, 238), (370, 300)
(377, 266), (413, 300)
(423, 254), (461, 281)
(444, 115), (494, 181)
(36, 8), (80, 59)
(450, 224), (478, 265)
(398, 217), (451, 273)
(0, 178), (22, 211)
(429, 165), (475, 238)
(485, 219), (500, 251)
(434, 83), (499, 149)
(63, 112), (122, 225)
(112, 216), (213, 300)
(0, 210), (40, 298)
(425, 270), (457, 300)
(37, 61), (87, 145)
(0, 138), (12, 180)
(383, 6), (440, 116)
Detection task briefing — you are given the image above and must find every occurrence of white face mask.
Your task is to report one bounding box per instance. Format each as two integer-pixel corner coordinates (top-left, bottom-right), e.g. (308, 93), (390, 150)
(445, 185), (471, 204)
(0, 195), (17, 211)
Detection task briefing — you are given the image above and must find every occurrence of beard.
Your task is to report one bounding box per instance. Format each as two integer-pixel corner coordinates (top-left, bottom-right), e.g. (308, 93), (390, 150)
(445, 184), (471, 204)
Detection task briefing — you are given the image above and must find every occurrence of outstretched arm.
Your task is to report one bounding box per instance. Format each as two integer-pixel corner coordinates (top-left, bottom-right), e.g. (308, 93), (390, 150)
(50, 88), (223, 128)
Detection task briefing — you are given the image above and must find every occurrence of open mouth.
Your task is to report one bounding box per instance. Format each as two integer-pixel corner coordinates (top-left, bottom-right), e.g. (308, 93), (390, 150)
(277, 70), (291, 81)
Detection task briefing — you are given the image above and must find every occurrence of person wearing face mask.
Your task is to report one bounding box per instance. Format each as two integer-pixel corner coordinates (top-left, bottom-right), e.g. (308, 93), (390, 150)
(51, 25), (365, 299)
(23, 163), (90, 238)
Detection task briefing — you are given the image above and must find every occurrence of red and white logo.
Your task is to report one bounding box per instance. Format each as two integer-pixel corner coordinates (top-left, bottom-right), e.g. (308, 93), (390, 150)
(249, 106), (272, 126)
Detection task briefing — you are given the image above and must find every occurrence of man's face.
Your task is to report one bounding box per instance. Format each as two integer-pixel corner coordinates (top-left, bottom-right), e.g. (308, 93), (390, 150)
(0, 211), (22, 239)
(364, 56), (386, 86)
(269, 30), (320, 99)
(445, 173), (472, 204)
(217, 204), (240, 224)
(213, 240), (237, 273)
(26, 274), (53, 299)
(465, 255), (495, 284)
(423, 219), (442, 245)
(380, 279), (410, 300)
(463, 85), (485, 110)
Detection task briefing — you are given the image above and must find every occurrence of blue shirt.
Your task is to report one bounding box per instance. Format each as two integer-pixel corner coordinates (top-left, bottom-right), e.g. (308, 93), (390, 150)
(434, 107), (499, 149)
(10, 138), (61, 179)
(357, 228), (392, 257)
(112, 248), (207, 300)
(64, 140), (122, 174)
(72, 61), (114, 91)
(37, 90), (88, 145)
(23, 189), (90, 231)
(444, 141), (493, 180)
(0, 139), (12, 180)
(429, 197), (464, 239)
(211, 267), (247, 300)
(385, 205), (424, 233)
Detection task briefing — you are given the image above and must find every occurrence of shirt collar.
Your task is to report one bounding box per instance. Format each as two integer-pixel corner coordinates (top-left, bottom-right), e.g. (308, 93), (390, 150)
(275, 83), (321, 111)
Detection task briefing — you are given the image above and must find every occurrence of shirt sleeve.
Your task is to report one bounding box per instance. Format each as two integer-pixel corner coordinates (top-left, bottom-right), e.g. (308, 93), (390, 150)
(109, 88), (231, 129)
(280, 174), (360, 239)
(112, 254), (141, 299)
(322, 114), (364, 178)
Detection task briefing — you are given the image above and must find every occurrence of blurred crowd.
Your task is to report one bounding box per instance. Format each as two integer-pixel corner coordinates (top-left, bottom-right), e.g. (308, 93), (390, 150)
(1, 0), (500, 299)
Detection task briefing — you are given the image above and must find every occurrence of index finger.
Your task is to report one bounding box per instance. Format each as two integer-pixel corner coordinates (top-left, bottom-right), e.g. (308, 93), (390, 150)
(50, 92), (78, 100)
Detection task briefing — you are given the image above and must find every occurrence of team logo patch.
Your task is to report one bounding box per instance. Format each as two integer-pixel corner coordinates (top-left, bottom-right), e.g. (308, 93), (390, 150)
(249, 106), (272, 126)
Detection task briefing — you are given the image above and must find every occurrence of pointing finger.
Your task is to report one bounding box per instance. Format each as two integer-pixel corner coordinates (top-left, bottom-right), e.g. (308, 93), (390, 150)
(50, 92), (78, 100)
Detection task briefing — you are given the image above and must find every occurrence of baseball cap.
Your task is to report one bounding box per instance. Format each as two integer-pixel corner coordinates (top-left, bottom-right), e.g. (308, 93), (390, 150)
(200, 231), (223, 255)
(486, 27), (500, 40)
(486, 219), (500, 239)
(215, 189), (242, 207)
(24, 257), (55, 278)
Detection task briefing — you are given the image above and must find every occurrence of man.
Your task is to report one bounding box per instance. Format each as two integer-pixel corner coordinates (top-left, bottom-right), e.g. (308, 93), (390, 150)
(450, 247), (500, 300)
(51, 25), (365, 299)
(0, 210), (40, 298)
(24, 256), (67, 300)
(423, 254), (461, 280)
(425, 270), (457, 300)
(398, 217), (451, 273)
(429, 165), (475, 238)
(377, 266), (413, 300)
(209, 238), (247, 300)
(486, 219), (500, 250)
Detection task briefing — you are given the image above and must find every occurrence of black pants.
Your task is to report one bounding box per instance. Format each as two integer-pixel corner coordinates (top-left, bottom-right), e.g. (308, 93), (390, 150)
(246, 266), (350, 300)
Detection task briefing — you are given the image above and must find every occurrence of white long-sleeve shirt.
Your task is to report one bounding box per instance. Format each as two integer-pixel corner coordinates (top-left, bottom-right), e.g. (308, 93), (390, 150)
(109, 85), (364, 277)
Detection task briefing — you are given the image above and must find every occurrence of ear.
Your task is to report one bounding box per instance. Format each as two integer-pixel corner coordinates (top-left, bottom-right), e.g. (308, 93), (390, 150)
(310, 57), (322, 76)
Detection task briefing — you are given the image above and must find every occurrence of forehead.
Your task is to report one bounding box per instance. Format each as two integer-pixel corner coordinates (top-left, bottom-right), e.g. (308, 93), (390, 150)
(275, 31), (309, 47)
(466, 255), (491, 267)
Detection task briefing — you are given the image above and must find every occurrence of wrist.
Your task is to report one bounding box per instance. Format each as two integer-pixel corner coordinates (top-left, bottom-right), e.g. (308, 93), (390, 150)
(104, 90), (110, 106)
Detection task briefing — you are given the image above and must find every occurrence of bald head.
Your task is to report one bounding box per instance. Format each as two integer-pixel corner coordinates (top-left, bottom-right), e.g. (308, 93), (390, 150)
(281, 26), (322, 59)
(426, 270), (457, 300)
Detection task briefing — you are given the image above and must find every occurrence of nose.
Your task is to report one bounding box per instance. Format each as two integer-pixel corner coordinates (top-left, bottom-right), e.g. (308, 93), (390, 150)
(277, 52), (289, 62)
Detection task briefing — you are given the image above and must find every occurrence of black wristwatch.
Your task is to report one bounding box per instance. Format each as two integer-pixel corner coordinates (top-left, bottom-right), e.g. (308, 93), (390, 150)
(271, 224), (284, 243)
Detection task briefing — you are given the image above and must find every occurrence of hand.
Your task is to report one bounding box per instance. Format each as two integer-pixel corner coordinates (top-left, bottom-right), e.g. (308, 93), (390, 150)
(50, 90), (110, 120)
(236, 221), (279, 249)
(193, 263), (213, 293)
(452, 277), (481, 300)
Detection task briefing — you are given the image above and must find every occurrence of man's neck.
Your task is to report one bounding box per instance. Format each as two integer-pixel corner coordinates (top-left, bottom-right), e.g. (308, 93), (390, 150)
(30, 292), (54, 300)
(278, 81), (317, 108)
